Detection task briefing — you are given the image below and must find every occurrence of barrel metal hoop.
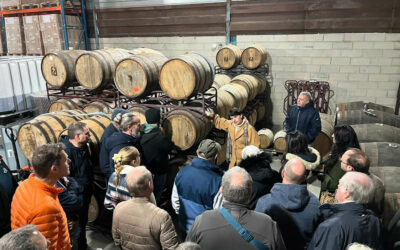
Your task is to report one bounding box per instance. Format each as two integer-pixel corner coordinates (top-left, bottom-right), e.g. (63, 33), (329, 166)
(34, 121), (54, 142)
(46, 114), (67, 129)
(88, 127), (100, 145)
(86, 117), (106, 130)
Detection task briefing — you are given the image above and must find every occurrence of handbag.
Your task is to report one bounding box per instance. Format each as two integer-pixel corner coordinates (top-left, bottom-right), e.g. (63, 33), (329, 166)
(219, 207), (269, 250)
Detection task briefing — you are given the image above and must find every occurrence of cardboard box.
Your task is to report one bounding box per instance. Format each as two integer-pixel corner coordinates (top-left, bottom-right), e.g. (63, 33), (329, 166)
(4, 17), (25, 54)
(39, 14), (81, 53)
(1, 0), (21, 9)
(23, 16), (44, 55)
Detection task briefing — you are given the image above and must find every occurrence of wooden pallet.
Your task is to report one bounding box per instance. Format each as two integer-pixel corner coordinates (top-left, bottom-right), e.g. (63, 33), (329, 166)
(21, 3), (40, 9)
(1, 5), (21, 10)
(7, 53), (25, 56)
(26, 53), (43, 56)
(40, 1), (80, 8)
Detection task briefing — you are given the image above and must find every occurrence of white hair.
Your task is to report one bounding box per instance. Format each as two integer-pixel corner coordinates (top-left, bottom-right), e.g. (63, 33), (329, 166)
(222, 167), (253, 204)
(339, 172), (374, 204)
(300, 91), (312, 101)
(241, 145), (261, 160)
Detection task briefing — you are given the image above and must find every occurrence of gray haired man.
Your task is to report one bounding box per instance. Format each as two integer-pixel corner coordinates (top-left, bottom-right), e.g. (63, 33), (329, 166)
(285, 91), (321, 144)
(308, 172), (382, 250)
(0, 224), (49, 250)
(187, 167), (286, 250)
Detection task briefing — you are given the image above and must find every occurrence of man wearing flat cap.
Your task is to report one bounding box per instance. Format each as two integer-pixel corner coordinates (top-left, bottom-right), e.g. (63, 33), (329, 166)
(172, 139), (224, 239)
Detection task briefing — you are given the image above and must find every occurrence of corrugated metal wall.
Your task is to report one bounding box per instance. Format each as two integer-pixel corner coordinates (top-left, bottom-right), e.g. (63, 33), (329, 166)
(88, 0), (400, 38)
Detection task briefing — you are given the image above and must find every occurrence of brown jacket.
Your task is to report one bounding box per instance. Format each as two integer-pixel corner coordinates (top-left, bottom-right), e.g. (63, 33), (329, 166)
(214, 115), (260, 168)
(112, 197), (179, 250)
(11, 174), (71, 250)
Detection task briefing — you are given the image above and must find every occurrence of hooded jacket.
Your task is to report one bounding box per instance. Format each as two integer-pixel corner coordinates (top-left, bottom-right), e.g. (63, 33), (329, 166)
(100, 131), (145, 179)
(308, 202), (382, 250)
(60, 136), (93, 187)
(214, 115), (260, 168)
(283, 147), (321, 171)
(140, 124), (174, 176)
(11, 174), (71, 250)
(285, 101), (321, 143)
(239, 152), (281, 209)
(172, 157), (224, 235)
(255, 183), (320, 244)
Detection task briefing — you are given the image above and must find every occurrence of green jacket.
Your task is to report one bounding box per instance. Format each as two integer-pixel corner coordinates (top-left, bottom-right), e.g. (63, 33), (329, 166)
(320, 161), (345, 193)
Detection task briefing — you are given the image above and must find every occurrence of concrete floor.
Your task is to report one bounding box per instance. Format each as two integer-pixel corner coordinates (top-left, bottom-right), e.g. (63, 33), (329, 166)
(86, 154), (322, 249)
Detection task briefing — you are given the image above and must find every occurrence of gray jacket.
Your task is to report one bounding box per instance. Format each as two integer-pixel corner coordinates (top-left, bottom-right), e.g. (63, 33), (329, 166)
(112, 197), (179, 250)
(187, 201), (286, 250)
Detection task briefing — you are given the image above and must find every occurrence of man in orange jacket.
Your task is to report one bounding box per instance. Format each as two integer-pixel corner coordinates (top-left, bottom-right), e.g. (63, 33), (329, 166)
(11, 143), (72, 250)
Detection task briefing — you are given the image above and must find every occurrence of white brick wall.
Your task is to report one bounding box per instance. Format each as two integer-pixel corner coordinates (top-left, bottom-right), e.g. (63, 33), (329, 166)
(90, 32), (400, 126)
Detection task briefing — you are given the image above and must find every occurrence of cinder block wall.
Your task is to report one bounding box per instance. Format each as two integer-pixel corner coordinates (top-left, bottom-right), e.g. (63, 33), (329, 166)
(91, 33), (400, 126)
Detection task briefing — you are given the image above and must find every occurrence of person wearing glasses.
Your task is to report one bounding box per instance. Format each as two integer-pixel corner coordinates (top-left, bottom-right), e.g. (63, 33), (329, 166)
(319, 125), (360, 205)
(60, 121), (93, 250)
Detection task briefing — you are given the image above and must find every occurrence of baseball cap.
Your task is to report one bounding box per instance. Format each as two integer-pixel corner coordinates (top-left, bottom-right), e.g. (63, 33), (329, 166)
(197, 139), (221, 158)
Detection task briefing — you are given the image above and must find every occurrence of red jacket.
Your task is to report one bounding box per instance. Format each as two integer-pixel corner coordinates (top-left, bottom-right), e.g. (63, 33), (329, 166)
(11, 174), (71, 250)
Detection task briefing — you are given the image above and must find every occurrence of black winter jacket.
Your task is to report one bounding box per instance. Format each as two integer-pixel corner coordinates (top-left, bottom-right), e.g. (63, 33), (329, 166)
(100, 131), (145, 179)
(60, 136), (93, 187)
(56, 177), (83, 219)
(140, 125), (174, 175)
(285, 101), (321, 143)
(239, 152), (281, 209)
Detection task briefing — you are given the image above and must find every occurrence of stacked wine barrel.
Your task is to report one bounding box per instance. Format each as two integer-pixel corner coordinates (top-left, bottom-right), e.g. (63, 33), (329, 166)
(336, 101), (400, 226)
(17, 110), (110, 159)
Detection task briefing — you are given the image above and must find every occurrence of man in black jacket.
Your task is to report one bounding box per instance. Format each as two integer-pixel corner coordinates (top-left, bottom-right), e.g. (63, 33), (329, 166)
(285, 91), (321, 144)
(60, 121), (92, 250)
(140, 108), (174, 202)
(102, 113), (145, 179)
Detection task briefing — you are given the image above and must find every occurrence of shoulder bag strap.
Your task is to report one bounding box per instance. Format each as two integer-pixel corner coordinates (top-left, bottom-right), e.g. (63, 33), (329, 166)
(219, 207), (269, 250)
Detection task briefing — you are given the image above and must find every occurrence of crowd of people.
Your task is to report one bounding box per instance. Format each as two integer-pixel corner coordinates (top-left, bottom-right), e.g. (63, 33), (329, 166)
(0, 92), (399, 250)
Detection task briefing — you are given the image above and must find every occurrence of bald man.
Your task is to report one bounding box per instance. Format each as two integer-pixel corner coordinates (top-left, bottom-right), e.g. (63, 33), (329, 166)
(256, 159), (320, 246)
(187, 167), (285, 250)
(308, 172), (381, 250)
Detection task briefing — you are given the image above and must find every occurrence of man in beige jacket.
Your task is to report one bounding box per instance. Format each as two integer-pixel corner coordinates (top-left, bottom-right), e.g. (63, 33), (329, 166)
(112, 166), (179, 249)
(213, 108), (260, 168)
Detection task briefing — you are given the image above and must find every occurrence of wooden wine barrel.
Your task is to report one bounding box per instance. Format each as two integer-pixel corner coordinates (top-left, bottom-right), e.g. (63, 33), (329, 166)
(312, 113), (334, 160)
(130, 106), (148, 124)
(114, 53), (168, 98)
(212, 74), (231, 89)
(75, 48), (135, 90)
(231, 74), (261, 101)
(217, 139), (227, 165)
(41, 50), (85, 88)
(241, 44), (267, 69)
(159, 52), (214, 99)
(258, 128), (274, 149)
(382, 193), (400, 227)
(352, 124), (400, 143)
(219, 84), (248, 111)
(256, 105), (266, 122)
(274, 130), (287, 151)
(216, 90), (235, 118)
(360, 142), (400, 167)
(59, 115), (111, 155)
(48, 98), (89, 112)
(17, 110), (89, 159)
(216, 44), (242, 69)
(369, 167), (400, 193)
(247, 109), (258, 126)
(83, 101), (112, 114)
(336, 109), (400, 128)
(162, 110), (212, 150)
(336, 101), (394, 114)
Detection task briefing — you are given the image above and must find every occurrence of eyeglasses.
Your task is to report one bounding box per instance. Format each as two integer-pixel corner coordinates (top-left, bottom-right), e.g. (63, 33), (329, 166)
(340, 159), (349, 166)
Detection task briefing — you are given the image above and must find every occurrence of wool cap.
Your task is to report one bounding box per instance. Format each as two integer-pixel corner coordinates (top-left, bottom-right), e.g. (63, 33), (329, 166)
(111, 108), (129, 120)
(145, 108), (160, 124)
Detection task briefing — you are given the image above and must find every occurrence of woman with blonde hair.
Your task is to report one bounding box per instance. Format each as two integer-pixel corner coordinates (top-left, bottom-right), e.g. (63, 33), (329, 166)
(104, 146), (155, 209)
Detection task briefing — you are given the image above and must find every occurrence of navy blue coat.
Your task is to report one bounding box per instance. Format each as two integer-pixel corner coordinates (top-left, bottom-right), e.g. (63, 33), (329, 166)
(308, 202), (382, 250)
(56, 177), (83, 216)
(255, 183), (320, 244)
(60, 136), (93, 187)
(285, 101), (321, 143)
(100, 123), (118, 143)
(174, 157), (223, 234)
(100, 131), (145, 179)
